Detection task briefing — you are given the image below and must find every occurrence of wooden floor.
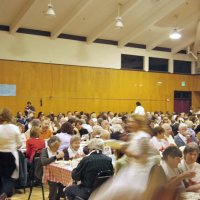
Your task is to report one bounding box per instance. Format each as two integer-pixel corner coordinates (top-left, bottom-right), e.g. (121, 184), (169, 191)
(12, 185), (66, 200)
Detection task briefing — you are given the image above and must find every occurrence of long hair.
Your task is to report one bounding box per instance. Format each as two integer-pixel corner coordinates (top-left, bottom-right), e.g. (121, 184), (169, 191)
(0, 108), (13, 124)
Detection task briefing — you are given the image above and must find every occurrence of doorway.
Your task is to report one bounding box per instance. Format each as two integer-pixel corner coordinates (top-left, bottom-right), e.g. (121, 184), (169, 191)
(174, 91), (191, 113)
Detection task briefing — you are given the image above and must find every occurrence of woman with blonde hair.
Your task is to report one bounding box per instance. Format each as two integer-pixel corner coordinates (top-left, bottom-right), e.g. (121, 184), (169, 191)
(89, 115), (162, 200)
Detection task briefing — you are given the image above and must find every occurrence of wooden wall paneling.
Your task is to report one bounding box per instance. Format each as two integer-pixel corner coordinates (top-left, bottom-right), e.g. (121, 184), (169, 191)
(192, 91), (200, 109)
(0, 60), (200, 115)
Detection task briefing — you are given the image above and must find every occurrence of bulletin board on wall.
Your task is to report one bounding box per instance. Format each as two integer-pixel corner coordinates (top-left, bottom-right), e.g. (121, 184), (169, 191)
(0, 84), (16, 96)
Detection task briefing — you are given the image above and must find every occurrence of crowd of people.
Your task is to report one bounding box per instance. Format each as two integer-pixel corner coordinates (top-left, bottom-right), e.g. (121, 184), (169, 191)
(0, 101), (200, 200)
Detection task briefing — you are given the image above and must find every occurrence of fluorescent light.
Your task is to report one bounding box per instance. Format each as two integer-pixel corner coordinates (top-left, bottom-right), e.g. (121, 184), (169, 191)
(169, 29), (181, 39)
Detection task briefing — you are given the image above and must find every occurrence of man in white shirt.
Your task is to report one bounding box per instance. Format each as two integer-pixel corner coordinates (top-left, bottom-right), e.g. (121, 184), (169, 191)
(134, 102), (145, 116)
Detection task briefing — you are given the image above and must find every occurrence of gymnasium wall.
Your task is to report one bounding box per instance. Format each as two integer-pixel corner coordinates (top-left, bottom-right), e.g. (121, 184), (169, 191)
(0, 59), (200, 115)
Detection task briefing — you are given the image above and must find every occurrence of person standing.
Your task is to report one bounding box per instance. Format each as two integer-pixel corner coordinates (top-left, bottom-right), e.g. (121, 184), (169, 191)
(24, 101), (35, 116)
(0, 108), (22, 200)
(134, 102), (145, 116)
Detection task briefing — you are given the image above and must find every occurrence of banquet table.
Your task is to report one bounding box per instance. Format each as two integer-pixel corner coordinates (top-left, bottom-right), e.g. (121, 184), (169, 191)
(43, 161), (73, 186)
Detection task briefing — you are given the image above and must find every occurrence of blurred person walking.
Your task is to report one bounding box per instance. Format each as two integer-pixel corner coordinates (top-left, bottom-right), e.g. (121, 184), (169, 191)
(89, 115), (163, 200)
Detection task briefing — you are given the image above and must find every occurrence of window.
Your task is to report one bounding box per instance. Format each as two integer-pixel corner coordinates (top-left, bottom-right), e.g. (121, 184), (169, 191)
(149, 57), (168, 72)
(121, 54), (143, 70)
(174, 60), (191, 74)
(174, 91), (191, 100)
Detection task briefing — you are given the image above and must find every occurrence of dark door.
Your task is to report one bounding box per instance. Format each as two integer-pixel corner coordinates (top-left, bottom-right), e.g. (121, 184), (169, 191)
(174, 91), (191, 113)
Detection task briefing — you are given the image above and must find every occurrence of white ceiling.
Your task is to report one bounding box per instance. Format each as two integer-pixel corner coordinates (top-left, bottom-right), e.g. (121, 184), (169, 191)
(0, 0), (200, 55)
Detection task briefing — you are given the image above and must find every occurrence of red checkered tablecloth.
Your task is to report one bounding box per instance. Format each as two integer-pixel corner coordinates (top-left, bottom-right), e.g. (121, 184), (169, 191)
(43, 163), (73, 186)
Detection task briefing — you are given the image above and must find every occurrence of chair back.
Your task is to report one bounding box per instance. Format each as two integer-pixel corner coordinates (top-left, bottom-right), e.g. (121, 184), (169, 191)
(27, 148), (45, 200)
(29, 149), (42, 181)
(92, 170), (113, 191)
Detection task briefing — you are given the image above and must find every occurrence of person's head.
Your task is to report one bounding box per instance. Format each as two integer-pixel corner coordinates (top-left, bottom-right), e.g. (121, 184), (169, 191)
(126, 114), (150, 133)
(60, 122), (74, 135)
(41, 119), (50, 131)
(70, 135), (81, 151)
(91, 112), (97, 119)
(185, 120), (193, 129)
(0, 108), (13, 124)
(38, 112), (44, 120)
(47, 136), (61, 152)
(162, 123), (172, 136)
(183, 142), (199, 165)
(111, 118), (122, 125)
(100, 130), (110, 140)
(153, 126), (165, 139)
(136, 102), (141, 106)
(67, 111), (72, 118)
(31, 119), (41, 127)
(16, 122), (25, 133)
(68, 118), (76, 128)
(178, 123), (188, 136)
(162, 146), (182, 168)
(107, 111), (114, 118)
(30, 127), (41, 138)
(101, 120), (109, 129)
(88, 138), (104, 152)
(75, 120), (83, 130)
(87, 118), (94, 126)
(27, 101), (31, 106)
(16, 111), (23, 118)
(97, 118), (103, 126)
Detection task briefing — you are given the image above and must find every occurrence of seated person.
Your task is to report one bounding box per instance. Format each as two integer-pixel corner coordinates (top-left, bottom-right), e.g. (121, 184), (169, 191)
(36, 136), (65, 200)
(160, 146), (198, 192)
(179, 142), (200, 191)
(150, 126), (170, 152)
(39, 119), (53, 140)
(75, 120), (89, 137)
(174, 123), (197, 147)
(64, 138), (114, 200)
(63, 135), (84, 160)
(56, 122), (73, 151)
(26, 127), (45, 162)
(162, 123), (176, 146)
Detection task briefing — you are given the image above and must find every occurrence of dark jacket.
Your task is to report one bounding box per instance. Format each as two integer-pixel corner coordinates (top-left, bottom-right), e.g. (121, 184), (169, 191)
(35, 148), (57, 179)
(174, 134), (197, 147)
(72, 151), (113, 188)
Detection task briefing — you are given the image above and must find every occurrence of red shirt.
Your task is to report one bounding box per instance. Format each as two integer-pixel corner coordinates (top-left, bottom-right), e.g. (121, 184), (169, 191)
(26, 138), (45, 161)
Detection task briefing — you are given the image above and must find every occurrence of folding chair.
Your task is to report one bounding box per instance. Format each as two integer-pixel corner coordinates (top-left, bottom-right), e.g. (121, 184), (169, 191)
(27, 151), (45, 200)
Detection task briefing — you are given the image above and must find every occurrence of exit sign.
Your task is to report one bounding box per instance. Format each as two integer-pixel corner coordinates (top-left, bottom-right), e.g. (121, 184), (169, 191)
(181, 81), (186, 87)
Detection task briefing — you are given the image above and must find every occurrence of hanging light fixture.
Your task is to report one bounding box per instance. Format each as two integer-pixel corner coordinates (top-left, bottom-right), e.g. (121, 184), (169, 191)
(169, 28), (182, 39)
(115, 3), (123, 29)
(169, 15), (182, 40)
(45, 0), (56, 17)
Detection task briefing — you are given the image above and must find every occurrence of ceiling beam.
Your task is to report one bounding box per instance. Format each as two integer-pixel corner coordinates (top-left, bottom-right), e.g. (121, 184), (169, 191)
(171, 37), (195, 54)
(192, 20), (200, 55)
(118, 0), (187, 47)
(87, 0), (143, 44)
(51, 0), (93, 39)
(146, 33), (170, 51)
(10, 0), (39, 34)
